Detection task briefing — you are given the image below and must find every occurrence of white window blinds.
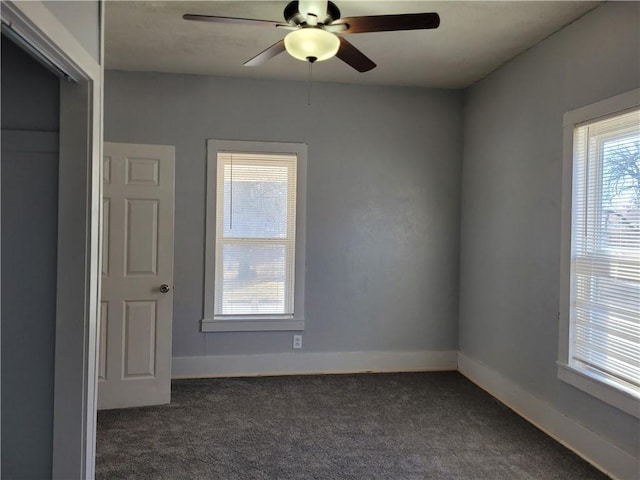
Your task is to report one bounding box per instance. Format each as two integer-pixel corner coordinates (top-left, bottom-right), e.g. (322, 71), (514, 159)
(571, 108), (640, 394)
(215, 152), (297, 317)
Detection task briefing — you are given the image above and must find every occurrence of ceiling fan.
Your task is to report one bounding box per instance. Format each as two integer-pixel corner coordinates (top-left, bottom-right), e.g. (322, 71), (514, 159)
(183, 1), (440, 72)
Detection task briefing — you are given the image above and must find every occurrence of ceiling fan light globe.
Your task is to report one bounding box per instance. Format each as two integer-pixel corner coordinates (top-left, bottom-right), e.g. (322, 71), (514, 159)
(284, 28), (340, 62)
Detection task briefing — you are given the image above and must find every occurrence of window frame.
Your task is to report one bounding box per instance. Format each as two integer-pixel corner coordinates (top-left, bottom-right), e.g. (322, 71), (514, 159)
(559, 88), (640, 418)
(202, 140), (307, 332)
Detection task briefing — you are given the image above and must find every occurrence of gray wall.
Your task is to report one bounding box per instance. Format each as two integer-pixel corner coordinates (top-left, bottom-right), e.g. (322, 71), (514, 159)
(1, 37), (60, 479)
(459, 1), (639, 457)
(43, 0), (101, 62)
(104, 71), (463, 357)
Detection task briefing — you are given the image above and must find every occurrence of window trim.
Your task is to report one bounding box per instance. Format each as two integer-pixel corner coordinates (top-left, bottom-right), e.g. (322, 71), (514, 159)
(559, 88), (640, 418)
(202, 140), (307, 332)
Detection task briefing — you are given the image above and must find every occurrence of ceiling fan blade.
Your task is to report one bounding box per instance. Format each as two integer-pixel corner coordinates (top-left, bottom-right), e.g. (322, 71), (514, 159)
(183, 13), (283, 28)
(331, 12), (440, 34)
(335, 37), (376, 72)
(244, 39), (287, 67)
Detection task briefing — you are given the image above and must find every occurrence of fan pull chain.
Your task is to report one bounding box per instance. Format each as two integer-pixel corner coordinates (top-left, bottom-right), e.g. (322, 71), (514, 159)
(307, 61), (313, 106)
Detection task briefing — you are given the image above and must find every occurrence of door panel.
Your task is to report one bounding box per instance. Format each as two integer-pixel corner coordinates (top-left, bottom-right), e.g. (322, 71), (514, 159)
(102, 198), (110, 276)
(103, 155), (111, 184)
(125, 199), (159, 275)
(98, 142), (174, 410)
(126, 157), (159, 184)
(98, 302), (108, 381)
(123, 300), (157, 378)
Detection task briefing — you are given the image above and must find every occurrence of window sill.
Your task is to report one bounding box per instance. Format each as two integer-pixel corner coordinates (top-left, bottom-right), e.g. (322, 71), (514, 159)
(201, 317), (305, 332)
(557, 362), (640, 419)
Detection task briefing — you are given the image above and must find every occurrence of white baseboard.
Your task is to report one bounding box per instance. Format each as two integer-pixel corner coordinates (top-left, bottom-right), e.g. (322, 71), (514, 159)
(458, 353), (639, 480)
(172, 350), (458, 379)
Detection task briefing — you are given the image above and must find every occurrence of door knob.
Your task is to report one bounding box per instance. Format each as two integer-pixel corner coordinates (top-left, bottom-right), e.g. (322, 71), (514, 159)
(159, 284), (171, 293)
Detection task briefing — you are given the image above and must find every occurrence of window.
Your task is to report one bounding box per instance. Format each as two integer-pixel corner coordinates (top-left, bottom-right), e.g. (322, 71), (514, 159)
(202, 140), (306, 332)
(215, 152), (296, 316)
(559, 89), (640, 417)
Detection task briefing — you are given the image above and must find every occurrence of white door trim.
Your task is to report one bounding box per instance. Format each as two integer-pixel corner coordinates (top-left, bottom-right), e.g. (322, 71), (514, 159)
(1, 2), (103, 478)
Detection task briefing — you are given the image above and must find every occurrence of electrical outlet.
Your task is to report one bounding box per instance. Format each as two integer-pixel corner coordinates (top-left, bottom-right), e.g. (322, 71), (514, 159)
(293, 334), (302, 349)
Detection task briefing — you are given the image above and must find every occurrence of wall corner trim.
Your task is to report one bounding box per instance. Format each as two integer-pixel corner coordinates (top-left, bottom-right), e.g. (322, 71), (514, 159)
(458, 353), (639, 480)
(172, 350), (458, 379)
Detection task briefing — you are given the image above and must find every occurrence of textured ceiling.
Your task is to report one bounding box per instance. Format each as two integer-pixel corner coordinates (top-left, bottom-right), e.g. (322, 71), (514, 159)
(105, 1), (601, 88)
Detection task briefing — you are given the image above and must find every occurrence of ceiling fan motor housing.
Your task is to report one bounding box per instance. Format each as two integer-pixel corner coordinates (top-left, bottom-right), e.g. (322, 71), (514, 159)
(284, 1), (341, 26)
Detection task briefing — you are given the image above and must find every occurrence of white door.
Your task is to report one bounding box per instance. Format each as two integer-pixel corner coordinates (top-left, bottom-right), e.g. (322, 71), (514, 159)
(98, 142), (175, 409)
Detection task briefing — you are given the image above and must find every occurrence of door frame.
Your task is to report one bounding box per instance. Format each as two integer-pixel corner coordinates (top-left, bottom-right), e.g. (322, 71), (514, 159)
(1, 2), (103, 478)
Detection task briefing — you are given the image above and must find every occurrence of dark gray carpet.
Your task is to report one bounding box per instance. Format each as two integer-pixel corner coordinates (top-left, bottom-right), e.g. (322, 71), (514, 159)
(96, 372), (608, 479)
